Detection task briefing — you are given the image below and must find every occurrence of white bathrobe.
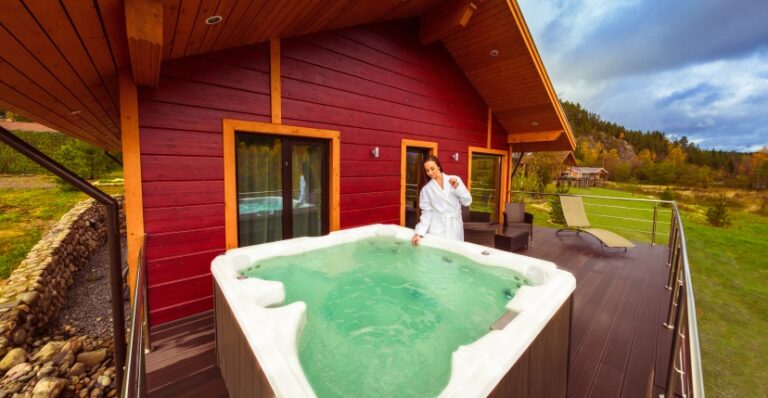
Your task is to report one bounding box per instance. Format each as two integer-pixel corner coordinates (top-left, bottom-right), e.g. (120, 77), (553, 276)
(414, 174), (472, 241)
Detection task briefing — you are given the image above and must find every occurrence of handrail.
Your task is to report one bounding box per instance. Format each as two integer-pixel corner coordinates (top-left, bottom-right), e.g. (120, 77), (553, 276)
(667, 204), (705, 397)
(121, 235), (149, 398)
(510, 190), (704, 397)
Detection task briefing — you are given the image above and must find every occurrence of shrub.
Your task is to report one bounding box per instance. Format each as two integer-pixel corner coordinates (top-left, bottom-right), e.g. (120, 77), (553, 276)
(706, 195), (731, 227)
(549, 185), (569, 225)
(659, 186), (674, 207)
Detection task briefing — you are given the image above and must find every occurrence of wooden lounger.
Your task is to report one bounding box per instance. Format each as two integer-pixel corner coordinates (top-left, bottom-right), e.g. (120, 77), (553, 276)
(556, 195), (635, 252)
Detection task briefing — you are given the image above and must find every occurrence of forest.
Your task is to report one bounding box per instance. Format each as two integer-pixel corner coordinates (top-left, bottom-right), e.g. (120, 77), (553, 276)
(557, 101), (768, 189)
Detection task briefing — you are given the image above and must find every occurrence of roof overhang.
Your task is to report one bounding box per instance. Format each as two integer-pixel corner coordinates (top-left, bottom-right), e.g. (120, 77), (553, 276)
(0, 0), (573, 153)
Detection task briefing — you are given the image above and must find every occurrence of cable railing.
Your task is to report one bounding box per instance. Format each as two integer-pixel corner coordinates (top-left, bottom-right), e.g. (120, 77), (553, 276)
(511, 190), (704, 397)
(121, 235), (150, 398)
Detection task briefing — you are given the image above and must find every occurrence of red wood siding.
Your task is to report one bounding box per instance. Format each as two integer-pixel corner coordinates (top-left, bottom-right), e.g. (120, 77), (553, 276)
(139, 20), (509, 325)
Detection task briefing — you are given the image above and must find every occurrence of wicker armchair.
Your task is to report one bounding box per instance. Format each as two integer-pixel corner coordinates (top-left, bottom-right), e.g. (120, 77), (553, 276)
(503, 202), (534, 244)
(462, 207), (498, 248)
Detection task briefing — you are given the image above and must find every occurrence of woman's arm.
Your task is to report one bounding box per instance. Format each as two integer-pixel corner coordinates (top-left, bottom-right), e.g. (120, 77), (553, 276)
(449, 176), (472, 206)
(412, 188), (432, 245)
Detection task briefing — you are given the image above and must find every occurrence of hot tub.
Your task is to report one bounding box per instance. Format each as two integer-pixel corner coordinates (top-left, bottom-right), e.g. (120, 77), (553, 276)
(212, 224), (575, 397)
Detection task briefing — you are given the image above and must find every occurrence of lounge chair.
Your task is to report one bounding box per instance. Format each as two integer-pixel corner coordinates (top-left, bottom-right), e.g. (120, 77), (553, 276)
(556, 196), (635, 252)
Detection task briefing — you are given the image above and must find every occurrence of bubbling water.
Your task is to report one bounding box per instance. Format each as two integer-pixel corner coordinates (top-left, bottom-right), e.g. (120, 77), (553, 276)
(241, 236), (531, 398)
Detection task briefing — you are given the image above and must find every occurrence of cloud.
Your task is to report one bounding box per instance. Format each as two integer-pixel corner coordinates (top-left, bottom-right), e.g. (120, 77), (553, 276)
(519, 0), (768, 151)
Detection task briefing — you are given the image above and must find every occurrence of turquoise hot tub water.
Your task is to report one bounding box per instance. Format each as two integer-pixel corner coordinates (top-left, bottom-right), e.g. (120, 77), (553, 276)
(240, 236), (530, 398)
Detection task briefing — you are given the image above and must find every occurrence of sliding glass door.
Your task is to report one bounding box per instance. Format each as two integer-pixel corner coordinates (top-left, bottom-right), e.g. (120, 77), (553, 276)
(469, 153), (502, 222)
(404, 148), (430, 228)
(235, 133), (328, 246)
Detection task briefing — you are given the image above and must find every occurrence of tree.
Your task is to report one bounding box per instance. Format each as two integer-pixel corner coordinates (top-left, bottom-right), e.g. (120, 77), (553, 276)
(55, 139), (117, 180)
(706, 196), (731, 227)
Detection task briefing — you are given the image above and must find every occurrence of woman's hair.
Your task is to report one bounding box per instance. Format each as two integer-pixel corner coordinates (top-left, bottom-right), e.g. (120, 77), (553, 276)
(423, 154), (443, 172)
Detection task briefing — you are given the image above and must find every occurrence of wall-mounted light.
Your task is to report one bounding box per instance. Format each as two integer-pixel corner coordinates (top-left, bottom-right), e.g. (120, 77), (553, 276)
(205, 15), (223, 25)
(451, 152), (459, 161)
(371, 146), (380, 158)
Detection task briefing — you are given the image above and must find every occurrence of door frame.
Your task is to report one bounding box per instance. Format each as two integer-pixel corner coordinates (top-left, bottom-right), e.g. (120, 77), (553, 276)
(467, 146), (508, 223)
(223, 119), (340, 249)
(400, 139), (438, 226)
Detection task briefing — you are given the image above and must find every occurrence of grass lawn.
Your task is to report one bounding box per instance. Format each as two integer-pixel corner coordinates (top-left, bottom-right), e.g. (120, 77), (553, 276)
(520, 186), (673, 244)
(521, 186), (767, 396)
(0, 176), (123, 278)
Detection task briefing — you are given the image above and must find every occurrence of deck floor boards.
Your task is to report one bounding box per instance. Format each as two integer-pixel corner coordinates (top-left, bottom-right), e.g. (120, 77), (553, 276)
(145, 226), (673, 397)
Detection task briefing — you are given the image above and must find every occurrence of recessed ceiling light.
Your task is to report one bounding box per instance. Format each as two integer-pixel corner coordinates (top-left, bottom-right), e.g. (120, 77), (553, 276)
(205, 15), (223, 25)
(490, 49), (499, 57)
(531, 121), (539, 126)
(68, 110), (82, 116)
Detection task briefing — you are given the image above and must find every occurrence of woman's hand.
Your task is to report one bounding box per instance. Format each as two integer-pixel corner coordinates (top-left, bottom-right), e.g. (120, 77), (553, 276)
(411, 234), (421, 246)
(448, 177), (458, 189)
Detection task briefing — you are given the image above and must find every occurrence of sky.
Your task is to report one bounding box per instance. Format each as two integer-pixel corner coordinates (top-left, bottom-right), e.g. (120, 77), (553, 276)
(518, 0), (768, 152)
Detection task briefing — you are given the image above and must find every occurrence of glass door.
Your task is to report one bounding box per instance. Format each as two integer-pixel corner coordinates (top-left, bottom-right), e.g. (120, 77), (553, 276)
(288, 140), (327, 239)
(235, 133), (328, 246)
(404, 148), (430, 228)
(469, 153), (502, 222)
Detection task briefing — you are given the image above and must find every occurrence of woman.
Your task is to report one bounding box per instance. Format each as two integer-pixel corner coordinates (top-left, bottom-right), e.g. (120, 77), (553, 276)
(411, 155), (472, 245)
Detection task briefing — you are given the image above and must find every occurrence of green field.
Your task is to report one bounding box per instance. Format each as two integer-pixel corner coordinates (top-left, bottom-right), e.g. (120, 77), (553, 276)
(0, 176), (123, 278)
(520, 186), (767, 397)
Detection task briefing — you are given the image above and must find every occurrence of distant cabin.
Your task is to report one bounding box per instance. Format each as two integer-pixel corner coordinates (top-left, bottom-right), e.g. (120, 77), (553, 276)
(563, 167), (609, 187)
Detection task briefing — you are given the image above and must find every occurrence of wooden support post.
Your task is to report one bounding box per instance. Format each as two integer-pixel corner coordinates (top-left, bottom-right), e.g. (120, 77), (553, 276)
(119, 69), (144, 301)
(125, 0), (163, 87)
(420, 0), (480, 45)
(270, 39), (281, 124)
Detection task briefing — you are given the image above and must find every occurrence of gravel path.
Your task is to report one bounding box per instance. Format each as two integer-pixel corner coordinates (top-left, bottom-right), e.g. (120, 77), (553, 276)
(0, 174), (56, 189)
(54, 237), (129, 339)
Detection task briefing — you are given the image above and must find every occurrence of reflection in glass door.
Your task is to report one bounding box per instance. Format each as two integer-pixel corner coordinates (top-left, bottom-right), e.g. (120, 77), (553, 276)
(469, 153), (502, 222)
(404, 148), (430, 228)
(236, 134), (283, 246)
(235, 133), (328, 246)
(290, 142), (326, 238)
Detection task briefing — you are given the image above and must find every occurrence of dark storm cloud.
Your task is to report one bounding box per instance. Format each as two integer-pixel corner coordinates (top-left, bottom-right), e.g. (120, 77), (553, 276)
(519, 0), (768, 151)
(562, 0), (768, 80)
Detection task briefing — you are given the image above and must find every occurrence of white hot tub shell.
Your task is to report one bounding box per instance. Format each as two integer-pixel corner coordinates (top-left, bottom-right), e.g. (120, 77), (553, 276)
(211, 224), (576, 397)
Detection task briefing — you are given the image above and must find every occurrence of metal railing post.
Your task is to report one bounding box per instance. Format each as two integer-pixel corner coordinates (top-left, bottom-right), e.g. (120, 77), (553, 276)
(651, 204), (658, 245)
(664, 291), (687, 398)
(665, 254), (683, 328)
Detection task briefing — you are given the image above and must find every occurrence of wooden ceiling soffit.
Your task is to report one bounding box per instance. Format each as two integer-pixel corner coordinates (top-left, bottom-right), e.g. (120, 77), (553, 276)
(508, 131), (573, 152)
(420, 0), (482, 45)
(125, 0), (163, 87)
(505, 0), (575, 150)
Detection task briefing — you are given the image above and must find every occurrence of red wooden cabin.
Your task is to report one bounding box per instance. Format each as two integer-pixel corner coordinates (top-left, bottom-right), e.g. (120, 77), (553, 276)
(0, 0), (574, 327)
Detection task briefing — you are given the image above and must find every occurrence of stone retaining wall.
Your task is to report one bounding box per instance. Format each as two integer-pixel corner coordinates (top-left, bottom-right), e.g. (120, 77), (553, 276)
(0, 197), (124, 354)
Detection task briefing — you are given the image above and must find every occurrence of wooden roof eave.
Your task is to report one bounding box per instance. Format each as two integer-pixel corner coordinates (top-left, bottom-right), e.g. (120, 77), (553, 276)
(505, 0), (575, 151)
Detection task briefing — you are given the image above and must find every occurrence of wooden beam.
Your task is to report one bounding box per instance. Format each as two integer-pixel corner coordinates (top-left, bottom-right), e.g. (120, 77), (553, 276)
(420, 0), (480, 45)
(270, 39), (281, 124)
(507, 130), (563, 144)
(119, 69), (144, 303)
(125, 0), (163, 87)
(486, 107), (492, 148)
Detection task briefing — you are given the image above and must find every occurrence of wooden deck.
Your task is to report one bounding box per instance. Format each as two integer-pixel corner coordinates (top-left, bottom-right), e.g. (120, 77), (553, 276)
(146, 226), (673, 398)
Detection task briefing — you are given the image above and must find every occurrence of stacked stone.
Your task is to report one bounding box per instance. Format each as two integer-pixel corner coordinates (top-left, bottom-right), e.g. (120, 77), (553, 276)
(0, 327), (117, 398)
(0, 200), (108, 350)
